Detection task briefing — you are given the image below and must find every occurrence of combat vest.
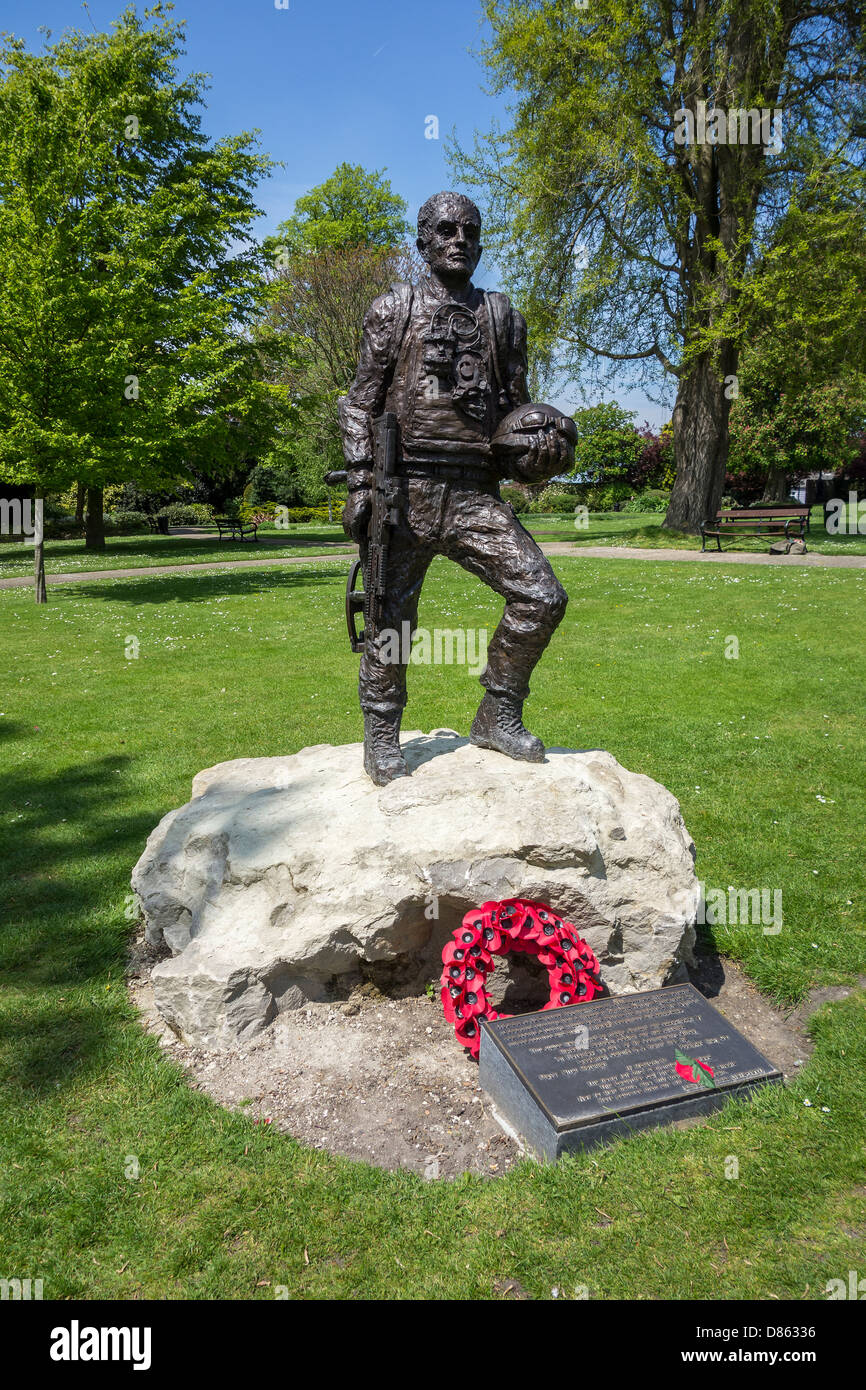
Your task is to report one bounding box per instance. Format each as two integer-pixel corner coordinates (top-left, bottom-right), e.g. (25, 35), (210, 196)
(383, 281), (514, 458)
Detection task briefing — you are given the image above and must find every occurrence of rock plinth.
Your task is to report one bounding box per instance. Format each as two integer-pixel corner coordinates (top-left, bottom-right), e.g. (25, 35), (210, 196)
(132, 731), (699, 1048)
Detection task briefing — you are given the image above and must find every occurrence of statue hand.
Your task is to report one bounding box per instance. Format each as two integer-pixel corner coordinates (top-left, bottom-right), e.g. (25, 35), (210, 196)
(519, 428), (573, 482)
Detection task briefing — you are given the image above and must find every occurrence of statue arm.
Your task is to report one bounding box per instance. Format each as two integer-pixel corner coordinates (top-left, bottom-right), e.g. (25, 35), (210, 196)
(506, 307), (531, 408)
(338, 293), (397, 484)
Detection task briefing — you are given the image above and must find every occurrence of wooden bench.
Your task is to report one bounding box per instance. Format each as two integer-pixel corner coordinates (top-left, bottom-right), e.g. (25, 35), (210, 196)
(700, 506), (810, 553)
(215, 517), (258, 542)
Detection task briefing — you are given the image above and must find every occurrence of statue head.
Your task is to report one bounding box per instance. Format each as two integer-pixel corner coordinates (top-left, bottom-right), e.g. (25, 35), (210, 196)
(416, 191), (482, 289)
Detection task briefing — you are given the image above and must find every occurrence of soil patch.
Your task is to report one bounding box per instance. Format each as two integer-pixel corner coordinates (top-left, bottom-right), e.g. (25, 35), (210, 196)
(129, 935), (827, 1178)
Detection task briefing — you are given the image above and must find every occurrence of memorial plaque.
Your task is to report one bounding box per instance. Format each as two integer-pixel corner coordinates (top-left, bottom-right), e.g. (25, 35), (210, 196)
(479, 984), (782, 1160)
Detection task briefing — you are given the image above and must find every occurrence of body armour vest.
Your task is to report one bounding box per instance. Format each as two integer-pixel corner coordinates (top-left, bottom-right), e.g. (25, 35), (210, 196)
(385, 281), (502, 457)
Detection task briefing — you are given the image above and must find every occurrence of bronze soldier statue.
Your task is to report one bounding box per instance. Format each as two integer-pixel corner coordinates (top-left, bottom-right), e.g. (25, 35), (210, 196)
(336, 191), (575, 785)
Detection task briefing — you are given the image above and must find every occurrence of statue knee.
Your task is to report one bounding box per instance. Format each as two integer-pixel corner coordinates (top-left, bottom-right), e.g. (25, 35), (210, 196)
(543, 578), (568, 629)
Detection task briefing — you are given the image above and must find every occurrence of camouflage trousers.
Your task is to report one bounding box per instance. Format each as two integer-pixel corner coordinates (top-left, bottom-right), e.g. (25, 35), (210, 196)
(358, 473), (568, 715)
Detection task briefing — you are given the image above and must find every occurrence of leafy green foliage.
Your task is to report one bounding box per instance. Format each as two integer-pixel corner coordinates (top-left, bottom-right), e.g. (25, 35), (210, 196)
(269, 162), (410, 260)
(571, 403), (644, 482)
(729, 379), (866, 485)
(729, 178), (866, 487)
(450, 1), (865, 526)
(0, 8), (283, 501)
(622, 489), (671, 513)
(259, 169), (416, 503)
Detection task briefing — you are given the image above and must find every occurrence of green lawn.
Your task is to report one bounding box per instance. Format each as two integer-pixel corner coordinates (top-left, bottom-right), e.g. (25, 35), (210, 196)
(524, 503), (866, 555)
(1, 555), (864, 1299)
(0, 526), (354, 579)
(2, 504), (863, 584)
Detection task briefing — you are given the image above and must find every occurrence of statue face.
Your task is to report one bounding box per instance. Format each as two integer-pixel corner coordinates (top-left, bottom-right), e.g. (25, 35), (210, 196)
(418, 197), (482, 285)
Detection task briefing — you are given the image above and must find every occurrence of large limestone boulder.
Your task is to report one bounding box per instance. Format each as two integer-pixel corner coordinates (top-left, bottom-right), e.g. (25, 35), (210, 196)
(132, 731), (699, 1048)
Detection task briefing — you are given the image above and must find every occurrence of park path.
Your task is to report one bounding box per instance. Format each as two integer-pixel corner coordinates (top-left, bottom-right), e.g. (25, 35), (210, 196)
(2, 541), (865, 591)
(541, 542), (866, 567)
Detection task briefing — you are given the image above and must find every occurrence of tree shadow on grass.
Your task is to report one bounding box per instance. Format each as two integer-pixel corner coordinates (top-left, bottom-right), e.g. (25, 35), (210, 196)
(0, 752), (163, 1095)
(56, 564), (350, 607)
(1, 532), (346, 570)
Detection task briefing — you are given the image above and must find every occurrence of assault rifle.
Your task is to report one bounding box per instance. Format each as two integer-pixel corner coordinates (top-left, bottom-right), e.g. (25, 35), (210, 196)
(324, 411), (400, 654)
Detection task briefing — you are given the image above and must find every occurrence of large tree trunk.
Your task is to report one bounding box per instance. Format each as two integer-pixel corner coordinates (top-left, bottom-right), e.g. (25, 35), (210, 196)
(85, 486), (105, 550)
(34, 494), (47, 604)
(75, 481), (85, 529)
(663, 350), (736, 533)
(761, 468), (789, 504)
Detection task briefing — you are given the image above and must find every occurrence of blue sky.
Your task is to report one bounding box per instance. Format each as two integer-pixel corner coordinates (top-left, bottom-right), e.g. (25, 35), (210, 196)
(2, 0), (669, 424)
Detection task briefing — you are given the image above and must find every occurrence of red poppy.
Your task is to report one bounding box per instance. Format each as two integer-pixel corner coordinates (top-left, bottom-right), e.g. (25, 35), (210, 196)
(440, 898), (603, 1056)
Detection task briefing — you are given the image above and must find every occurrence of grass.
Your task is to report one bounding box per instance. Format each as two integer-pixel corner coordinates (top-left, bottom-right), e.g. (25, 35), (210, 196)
(524, 503), (866, 555)
(0, 526), (354, 579)
(1, 555), (865, 1299)
(3, 504), (864, 584)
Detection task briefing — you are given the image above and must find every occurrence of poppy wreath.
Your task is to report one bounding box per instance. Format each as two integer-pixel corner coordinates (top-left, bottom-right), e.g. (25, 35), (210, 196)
(440, 897), (603, 1058)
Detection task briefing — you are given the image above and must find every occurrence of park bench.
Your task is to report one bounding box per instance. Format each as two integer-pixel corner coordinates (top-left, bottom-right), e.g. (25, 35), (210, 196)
(215, 516), (258, 542)
(700, 505), (810, 553)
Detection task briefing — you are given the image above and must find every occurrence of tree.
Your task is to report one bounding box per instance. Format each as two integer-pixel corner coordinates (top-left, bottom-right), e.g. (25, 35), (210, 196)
(0, 7), (282, 593)
(259, 167), (415, 503)
(728, 378), (866, 493)
(272, 162), (411, 259)
(571, 402), (644, 481)
(450, 0), (866, 531)
(727, 172), (866, 498)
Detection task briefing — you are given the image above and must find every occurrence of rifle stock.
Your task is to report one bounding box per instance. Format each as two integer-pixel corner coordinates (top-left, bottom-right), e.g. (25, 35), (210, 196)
(326, 414), (399, 654)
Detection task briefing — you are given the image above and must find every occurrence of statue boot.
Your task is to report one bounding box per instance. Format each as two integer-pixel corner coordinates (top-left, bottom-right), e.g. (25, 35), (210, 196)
(470, 691), (545, 763)
(363, 709), (410, 786)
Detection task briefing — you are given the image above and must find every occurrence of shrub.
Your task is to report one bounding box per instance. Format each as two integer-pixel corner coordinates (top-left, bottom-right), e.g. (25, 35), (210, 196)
(526, 487), (581, 514)
(156, 502), (215, 525)
(501, 485), (528, 513)
(110, 510), (152, 533)
(283, 506), (334, 524)
(585, 481), (633, 510)
(239, 502), (277, 526)
(621, 489), (671, 514)
(44, 515), (82, 540)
